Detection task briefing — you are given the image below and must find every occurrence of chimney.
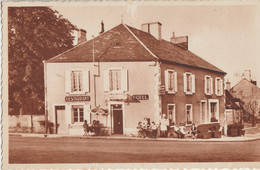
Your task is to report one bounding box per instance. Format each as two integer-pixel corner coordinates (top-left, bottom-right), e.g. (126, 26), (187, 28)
(226, 80), (231, 91)
(77, 29), (87, 44)
(244, 70), (251, 81)
(141, 22), (162, 40)
(170, 32), (188, 50)
(99, 20), (104, 34)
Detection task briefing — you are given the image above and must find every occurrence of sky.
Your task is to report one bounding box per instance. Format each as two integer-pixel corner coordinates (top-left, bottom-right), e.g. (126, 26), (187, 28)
(52, 3), (260, 88)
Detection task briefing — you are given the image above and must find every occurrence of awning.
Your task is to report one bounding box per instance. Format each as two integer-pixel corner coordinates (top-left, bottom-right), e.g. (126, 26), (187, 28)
(91, 107), (108, 115)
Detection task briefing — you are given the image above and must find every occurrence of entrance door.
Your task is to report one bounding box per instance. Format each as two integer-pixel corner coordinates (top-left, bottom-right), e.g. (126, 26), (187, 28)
(201, 101), (206, 124)
(112, 104), (123, 134)
(55, 106), (67, 134)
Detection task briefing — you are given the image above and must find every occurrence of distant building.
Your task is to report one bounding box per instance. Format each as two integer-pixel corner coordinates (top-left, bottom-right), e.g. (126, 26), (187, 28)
(229, 78), (260, 123)
(44, 22), (226, 135)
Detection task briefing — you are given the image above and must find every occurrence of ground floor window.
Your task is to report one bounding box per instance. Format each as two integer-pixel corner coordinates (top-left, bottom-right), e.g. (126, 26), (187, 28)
(167, 104), (175, 123)
(72, 105), (84, 123)
(185, 104), (193, 124)
(208, 99), (219, 122)
(200, 100), (207, 124)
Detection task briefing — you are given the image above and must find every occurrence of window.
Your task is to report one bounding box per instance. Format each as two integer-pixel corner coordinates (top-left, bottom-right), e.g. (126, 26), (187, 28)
(104, 68), (128, 93)
(204, 75), (213, 95)
(185, 104), (193, 124)
(109, 70), (121, 91)
(215, 77), (223, 96)
(72, 106), (84, 123)
(165, 69), (177, 94)
(65, 70), (89, 94)
(183, 72), (195, 94)
(72, 71), (83, 92)
(167, 104), (176, 123)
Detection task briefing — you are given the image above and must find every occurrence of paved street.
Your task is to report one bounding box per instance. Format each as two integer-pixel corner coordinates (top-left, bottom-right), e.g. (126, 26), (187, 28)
(9, 136), (260, 163)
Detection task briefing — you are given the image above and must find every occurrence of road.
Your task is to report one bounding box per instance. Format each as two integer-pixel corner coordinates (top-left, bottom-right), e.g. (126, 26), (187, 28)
(9, 136), (260, 163)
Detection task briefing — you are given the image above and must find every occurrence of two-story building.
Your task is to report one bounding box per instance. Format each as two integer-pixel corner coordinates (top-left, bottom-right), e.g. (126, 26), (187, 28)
(44, 22), (226, 135)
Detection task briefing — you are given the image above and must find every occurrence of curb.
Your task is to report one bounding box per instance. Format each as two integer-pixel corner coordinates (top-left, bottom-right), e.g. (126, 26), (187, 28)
(9, 133), (260, 142)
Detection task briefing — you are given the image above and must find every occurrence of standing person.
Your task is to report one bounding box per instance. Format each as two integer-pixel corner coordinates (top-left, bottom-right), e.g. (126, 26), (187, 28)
(191, 123), (197, 139)
(151, 121), (158, 138)
(179, 123), (186, 138)
(83, 120), (88, 136)
(160, 114), (169, 137)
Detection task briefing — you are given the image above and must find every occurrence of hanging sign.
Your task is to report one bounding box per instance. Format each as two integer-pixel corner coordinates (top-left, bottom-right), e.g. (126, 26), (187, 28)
(65, 96), (90, 102)
(132, 95), (149, 100)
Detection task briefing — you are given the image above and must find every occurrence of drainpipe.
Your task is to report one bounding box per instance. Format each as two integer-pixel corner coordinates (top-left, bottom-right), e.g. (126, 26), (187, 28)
(43, 60), (48, 134)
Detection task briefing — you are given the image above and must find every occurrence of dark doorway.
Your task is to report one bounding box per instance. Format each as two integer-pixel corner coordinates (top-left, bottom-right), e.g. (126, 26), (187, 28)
(112, 104), (123, 134)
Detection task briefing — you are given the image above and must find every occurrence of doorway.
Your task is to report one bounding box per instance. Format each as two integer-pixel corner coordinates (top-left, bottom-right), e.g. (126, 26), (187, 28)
(111, 104), (123, 134)
(55, 105), (67, 134)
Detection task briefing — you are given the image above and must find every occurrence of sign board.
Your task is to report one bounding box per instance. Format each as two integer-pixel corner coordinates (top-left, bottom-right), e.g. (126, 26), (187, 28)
(65, 96), (90, 102)
(132, 95), (149, 100)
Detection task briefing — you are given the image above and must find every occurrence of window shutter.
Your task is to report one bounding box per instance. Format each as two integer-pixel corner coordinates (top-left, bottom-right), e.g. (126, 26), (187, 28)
(165, 70), (169, 92)
(204, 76), (207, 94)
(220, 79), (223, 95)
(65, 71), (71, 93)
(183, 73), (187, 93)
(192, 74), (195, 93)
(215, 78), (218, 95)
(121, 69), (128, 92)
(210, 77), (213, 95)
(83, 70), (90, 93)
(174, 71), (178, 92)
(84, 105), (91, 124)
(103, 70), (109, 92)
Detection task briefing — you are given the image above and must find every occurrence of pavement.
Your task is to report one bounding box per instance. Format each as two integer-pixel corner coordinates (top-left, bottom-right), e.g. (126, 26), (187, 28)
(9, 132), (260, 142)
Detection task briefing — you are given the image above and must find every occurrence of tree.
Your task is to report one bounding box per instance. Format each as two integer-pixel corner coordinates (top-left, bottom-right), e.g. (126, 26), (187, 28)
(8, 7), (77, 115)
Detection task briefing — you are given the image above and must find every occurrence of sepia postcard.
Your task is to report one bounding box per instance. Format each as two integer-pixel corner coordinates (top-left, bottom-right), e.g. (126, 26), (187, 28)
(2, 1), (260, 169)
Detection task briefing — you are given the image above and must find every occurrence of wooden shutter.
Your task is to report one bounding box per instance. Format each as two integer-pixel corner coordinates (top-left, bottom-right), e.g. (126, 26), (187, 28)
(215, 78), (218, 95)
(65, 71), (71, 93)
(210, 77), (213, 95)
(84, 105), (91, 124)
(183, 73), (187, 93)
(220, 79), (223, 95)
(174, 71), (177, 92)
(103, 70), (109, 92)
(192, 74), (195, 93)
(83, 70), (90, 93)
(204, 76), (207, 94)
(121, 69), (128, 92)
(165, 70), (169, 92)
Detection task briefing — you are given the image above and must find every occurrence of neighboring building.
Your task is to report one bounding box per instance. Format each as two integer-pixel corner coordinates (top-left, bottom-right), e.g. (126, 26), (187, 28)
(225, 89), (243, 125)
(44, 22), (226, 135)
(229, 78), (260, 123)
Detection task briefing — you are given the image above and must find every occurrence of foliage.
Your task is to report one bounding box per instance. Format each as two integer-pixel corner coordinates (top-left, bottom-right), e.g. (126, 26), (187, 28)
(8, 7), (77, 115)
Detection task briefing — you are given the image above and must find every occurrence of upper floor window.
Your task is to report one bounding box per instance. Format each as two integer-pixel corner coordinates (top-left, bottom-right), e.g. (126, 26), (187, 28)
(72, 71), (82, 92)
(183, 72), (195, 94)
(165, 69), (177, 94)
(104, 68), (128, 93)
(215, 77), (223, 96)
(65, 70), (90, 94)
(204, 75), (213, 95)
(185, 104), (193, 124)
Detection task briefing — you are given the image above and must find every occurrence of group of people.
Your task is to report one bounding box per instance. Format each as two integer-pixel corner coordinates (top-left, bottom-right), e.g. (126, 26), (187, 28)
(137, 114), (197, 139)
(83, 120), (101, 136)
(137, 117), (158, 138)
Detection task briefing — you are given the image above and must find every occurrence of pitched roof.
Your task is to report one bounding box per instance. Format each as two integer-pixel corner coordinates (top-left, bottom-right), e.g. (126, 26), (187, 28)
(225, 90), (241, 109)
(47, 24), (225, 74)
